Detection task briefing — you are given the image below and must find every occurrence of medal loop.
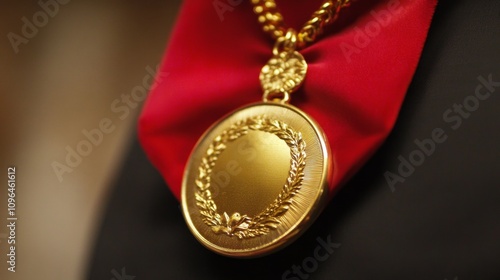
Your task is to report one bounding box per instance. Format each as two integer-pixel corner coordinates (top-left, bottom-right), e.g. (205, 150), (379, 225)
(263, 90), (290, 104)
(265, 29), (295, 103)
(260, 29), (307, 104)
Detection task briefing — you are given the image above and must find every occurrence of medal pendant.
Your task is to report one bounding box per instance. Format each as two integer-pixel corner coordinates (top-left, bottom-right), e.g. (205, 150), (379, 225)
(181, 102), (331, 257)
(182, 29), (331, 257)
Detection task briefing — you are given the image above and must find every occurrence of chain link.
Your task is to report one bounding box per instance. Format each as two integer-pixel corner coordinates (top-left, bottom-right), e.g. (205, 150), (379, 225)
(251, 0), (351, 49)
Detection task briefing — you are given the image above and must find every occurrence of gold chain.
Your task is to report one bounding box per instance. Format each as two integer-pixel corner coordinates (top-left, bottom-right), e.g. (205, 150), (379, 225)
(251, 0), (351, 49)
(254, 0), (352, 102)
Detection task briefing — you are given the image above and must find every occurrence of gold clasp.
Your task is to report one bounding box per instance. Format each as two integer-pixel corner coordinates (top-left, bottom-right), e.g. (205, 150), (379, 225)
(260, 29), (308, 104)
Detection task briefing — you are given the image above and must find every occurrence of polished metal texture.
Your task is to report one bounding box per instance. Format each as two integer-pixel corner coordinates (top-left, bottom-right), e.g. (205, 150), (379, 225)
(251, 0), (351, 49)
(260, 30), (308, 101)
(182, 102), (331, 257)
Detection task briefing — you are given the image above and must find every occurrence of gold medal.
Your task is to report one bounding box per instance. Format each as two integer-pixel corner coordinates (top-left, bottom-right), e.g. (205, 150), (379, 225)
(182, 102), (330, 257)
(181, 0), (351, 257)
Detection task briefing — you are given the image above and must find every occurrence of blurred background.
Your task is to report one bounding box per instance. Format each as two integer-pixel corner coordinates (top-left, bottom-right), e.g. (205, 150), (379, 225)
(0, 1), (181, 279)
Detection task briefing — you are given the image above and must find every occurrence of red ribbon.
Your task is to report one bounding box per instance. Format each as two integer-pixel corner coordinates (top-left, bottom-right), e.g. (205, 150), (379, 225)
(138, 0), (437, 200)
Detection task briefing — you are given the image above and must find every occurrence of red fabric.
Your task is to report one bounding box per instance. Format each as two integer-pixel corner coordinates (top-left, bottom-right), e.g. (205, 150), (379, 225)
(138, 0), (437, 201)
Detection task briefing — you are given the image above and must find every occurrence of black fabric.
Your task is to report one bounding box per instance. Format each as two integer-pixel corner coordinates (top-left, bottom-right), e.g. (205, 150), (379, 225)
(86, 1), (500, 279)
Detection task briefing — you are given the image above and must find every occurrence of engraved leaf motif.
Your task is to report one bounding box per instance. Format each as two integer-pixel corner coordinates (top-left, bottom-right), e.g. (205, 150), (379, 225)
(260, 51), (307, 95)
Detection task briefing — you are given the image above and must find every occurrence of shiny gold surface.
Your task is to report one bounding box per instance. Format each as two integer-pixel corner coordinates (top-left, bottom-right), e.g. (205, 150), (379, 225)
(261, 50), (307, 101)
(251, 0), (351, 49)
(194, 115), (307, 239)
(182, 102), (331, 257)
(212, 130), (290, 216)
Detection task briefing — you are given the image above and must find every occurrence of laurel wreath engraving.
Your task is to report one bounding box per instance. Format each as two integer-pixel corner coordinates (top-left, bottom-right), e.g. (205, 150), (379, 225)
(194, 115), (306, 239)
